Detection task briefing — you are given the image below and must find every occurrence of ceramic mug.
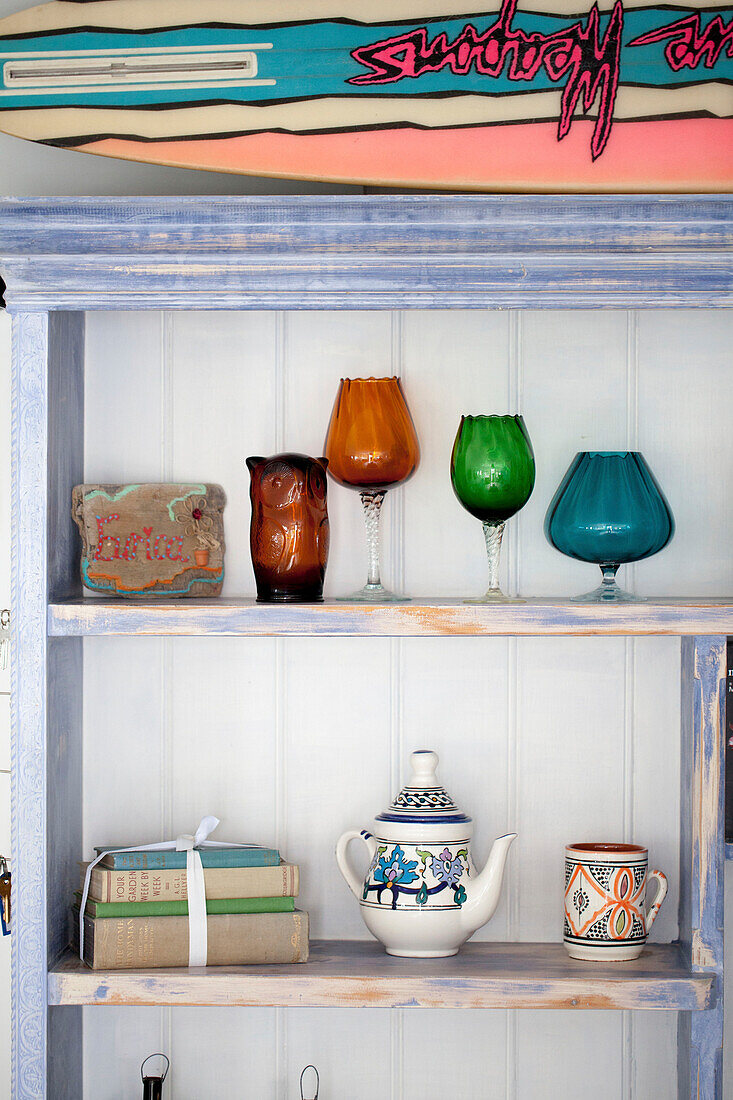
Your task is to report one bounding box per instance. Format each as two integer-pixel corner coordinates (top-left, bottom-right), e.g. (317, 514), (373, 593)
(564, 843), (667, 961)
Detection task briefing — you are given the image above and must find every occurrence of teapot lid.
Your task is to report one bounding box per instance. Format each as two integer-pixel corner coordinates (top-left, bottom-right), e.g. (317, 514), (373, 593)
(376, 751), (470, 825)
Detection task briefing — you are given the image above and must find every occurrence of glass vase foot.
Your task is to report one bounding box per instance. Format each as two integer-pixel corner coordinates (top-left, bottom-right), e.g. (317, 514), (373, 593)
(337, 583), (410, 603)
(571, 564), (643, 603)
(464, 591), (527, 604)
(571, 582), (644, 603)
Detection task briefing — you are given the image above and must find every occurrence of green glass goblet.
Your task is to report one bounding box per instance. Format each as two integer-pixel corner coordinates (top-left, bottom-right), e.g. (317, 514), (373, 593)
(450, 414), (535, 602)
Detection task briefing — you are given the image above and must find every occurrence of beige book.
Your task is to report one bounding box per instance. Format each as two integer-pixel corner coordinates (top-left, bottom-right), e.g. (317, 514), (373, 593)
(79, 861), (299, 903)
(74, 910), (309, 969)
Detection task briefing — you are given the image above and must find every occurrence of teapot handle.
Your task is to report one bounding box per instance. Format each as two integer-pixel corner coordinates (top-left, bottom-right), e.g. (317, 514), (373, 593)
(335, 830), (376, 900)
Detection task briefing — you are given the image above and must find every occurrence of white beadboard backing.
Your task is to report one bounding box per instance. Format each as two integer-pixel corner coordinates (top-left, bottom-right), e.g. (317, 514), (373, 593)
(82, 308), (732, 1098)
(0, 314), (11, 1099)
(636, 311), (733, 597)
(0, 696), (8, 776)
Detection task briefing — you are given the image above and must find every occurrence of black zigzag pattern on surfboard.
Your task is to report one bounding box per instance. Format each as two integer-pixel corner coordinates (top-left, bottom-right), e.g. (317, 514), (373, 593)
(2, 4), (731, 39)
(37, 109), (729, 148)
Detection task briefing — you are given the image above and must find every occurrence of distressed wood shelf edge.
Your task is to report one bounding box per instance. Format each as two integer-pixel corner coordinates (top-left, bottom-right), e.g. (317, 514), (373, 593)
(2, 196), (732, 311)
(7, 252), (733, 312)
(48, 597), (733, 638)
(47, 942), (713, 1011)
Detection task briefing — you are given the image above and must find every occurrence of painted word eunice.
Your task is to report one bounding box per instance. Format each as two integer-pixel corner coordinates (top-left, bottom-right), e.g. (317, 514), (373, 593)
(93, 514), (190, 563)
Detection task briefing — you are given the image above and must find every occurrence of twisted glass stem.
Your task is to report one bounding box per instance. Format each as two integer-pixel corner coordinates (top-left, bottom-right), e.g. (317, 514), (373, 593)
(360, 490), (386, 588)
(483, 521), (505, 595)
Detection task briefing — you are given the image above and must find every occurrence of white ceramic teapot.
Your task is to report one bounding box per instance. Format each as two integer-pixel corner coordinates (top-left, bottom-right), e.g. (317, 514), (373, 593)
(335, 750), (517, 957)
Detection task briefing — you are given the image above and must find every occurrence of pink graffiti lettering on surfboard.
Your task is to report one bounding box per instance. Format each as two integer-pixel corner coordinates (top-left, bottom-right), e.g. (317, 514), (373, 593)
(350, 0), (624, 158)
(629, 10), (733, 71)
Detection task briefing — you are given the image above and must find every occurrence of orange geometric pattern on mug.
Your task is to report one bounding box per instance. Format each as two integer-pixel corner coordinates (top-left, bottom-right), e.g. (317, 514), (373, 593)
(565, 863), (646, 941)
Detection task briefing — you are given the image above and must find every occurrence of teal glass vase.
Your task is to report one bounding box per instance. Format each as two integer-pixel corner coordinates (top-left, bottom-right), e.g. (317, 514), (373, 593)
(544, 451), (674, 602)
(450, 414), (535, 602)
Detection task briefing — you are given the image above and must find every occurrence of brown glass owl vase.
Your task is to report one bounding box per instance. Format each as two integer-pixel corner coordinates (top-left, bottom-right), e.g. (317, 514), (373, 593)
(247, 453), (330, 602)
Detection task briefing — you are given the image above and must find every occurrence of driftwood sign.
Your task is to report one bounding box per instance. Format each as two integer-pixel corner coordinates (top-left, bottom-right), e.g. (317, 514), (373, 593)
(72, 483), (226, 598)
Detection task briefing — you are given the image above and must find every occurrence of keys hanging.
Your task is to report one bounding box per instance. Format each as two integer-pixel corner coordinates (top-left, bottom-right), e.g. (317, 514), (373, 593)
(0, 610), (9, 672)
(0, 856), (11, 935)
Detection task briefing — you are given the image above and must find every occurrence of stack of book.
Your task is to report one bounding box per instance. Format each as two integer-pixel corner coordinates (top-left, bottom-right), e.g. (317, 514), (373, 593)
(74, 843), (308, 969)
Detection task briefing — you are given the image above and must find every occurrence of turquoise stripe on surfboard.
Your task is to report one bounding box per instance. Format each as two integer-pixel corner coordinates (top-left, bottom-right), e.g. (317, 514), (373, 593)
(0, 9), (730, 109)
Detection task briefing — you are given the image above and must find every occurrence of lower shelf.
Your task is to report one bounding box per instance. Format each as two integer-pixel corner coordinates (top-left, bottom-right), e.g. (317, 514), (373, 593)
(48, 941), (714, 1011)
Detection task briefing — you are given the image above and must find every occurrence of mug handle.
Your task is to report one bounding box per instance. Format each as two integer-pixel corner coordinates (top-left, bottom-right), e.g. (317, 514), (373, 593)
(645, 869), (668, 932)
(335, 830), (376, 900)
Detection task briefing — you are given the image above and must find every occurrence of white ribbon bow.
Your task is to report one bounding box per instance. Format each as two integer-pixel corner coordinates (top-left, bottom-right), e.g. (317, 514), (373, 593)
(79, 816), (267, 967)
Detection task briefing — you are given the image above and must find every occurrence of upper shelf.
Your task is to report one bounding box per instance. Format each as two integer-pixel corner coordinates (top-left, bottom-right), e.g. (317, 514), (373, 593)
(0, 196), (731, 311)
(48, 597), (733, 638)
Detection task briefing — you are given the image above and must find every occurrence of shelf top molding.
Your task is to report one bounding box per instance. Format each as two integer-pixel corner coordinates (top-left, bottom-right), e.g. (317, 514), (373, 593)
(0, 195), (731, 311)
(48, 596), (733, 638)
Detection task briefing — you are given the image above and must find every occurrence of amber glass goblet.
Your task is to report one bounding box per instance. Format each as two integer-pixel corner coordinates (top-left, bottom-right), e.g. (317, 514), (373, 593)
(324, 377), (420, 601)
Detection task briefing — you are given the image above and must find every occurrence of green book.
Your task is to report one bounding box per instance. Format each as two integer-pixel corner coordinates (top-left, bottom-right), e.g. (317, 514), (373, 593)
(75, 893), (295, 919)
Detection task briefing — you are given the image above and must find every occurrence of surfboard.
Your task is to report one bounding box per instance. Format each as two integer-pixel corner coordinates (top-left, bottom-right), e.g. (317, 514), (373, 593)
(0, 0), (730, 190)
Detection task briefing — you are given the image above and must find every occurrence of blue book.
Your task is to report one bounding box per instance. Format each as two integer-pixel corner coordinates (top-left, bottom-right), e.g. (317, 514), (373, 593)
(95, 846), (280, 870)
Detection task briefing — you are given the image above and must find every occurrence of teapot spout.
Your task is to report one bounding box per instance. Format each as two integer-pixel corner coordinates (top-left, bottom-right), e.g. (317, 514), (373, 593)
(461, 833), (517, 932)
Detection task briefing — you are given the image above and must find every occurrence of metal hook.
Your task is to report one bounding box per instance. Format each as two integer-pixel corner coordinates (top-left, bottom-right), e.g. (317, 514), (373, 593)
(300, 1065), (319, 1099)
(141, 1054), (169, 1082)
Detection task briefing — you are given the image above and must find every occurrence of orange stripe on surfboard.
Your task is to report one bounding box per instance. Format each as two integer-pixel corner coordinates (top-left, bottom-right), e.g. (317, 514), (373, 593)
(76, 119), (733, 191)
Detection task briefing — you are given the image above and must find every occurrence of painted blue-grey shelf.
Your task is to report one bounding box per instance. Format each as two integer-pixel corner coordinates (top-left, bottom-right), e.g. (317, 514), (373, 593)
(47, 596), (733, 637)
(2, 196), (730, 1100)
